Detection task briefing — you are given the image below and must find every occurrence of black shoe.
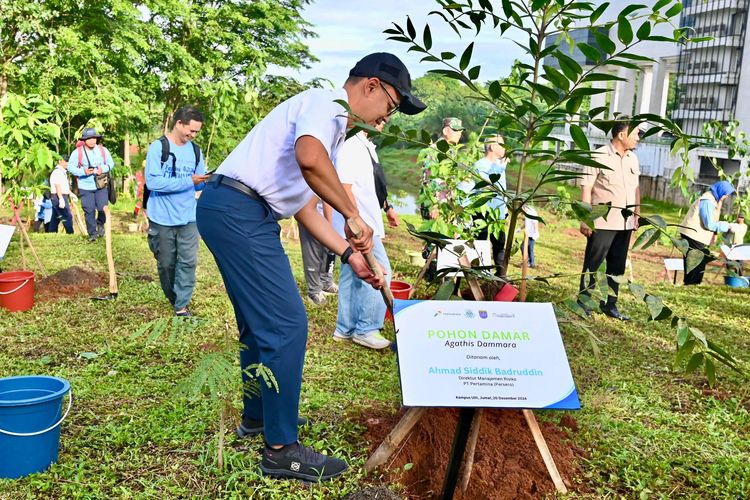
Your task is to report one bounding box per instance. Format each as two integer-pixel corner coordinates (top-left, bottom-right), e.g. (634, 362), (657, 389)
(88, 234), (98, 242)
(97, 223), (105, 236)
(600, 305), (630, 321)
(260, 442), (348, 482)
(237, 416), (309, 439)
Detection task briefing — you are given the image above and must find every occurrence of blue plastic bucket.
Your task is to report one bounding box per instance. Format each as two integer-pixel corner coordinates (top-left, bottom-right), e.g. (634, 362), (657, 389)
(724, 276), (749, 288)
(0, 376), (72, 479)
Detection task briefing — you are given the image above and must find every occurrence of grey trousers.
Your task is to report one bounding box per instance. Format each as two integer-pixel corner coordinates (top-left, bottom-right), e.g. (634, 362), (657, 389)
(147, 220), (199, 310)
(298, 223), (334, 295)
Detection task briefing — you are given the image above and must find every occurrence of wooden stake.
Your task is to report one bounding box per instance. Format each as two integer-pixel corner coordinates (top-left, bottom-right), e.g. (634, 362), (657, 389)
(364, 407), (427, 473)
(18, 222), (27, 269)
(458, 407), (483, 493)
(12, 205), (47, 277)
(520, 232), (529, 302)
(522, 409), (568, 494)
(103, 206), (118, 295)
(456, 253), (486, 492)
(408, 247), (437, 299)
(69, 195), (87, 235)
(519, 231), (567, 494)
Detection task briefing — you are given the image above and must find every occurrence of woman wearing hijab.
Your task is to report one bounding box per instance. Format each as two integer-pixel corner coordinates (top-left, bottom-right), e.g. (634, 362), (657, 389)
(679, 180), (735, 285)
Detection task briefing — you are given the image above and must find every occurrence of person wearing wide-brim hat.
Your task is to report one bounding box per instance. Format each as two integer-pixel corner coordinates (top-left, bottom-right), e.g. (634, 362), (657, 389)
(68, 127), (114, 241)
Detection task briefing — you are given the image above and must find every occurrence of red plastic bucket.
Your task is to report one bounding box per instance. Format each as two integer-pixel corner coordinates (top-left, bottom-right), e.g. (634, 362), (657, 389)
(493, 283), (519, 302)
(386, 280), (413, 320)
(0, 271), (35, 312)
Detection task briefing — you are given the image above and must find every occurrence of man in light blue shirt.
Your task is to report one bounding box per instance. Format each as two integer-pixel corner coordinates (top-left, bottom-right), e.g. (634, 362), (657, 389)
(145, 106), (209, 316)
(68, 128), (114, 241)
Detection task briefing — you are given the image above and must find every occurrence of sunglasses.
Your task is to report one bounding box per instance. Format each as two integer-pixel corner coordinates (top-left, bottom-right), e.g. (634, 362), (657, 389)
(379, 82), (400, 116)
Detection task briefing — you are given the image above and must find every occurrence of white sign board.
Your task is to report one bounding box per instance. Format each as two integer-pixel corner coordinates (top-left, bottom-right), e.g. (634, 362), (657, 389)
(664, 258), (684, 271)
(436, 239), (492, 277)
(0, 225), (15, 260)
(721, 244), (750, 261)
(394, 300), (580, 409)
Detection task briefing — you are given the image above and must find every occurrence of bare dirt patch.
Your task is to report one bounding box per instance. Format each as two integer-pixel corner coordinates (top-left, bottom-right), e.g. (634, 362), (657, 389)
(363, 407), (581, 499)
(36, 266), (106, 300)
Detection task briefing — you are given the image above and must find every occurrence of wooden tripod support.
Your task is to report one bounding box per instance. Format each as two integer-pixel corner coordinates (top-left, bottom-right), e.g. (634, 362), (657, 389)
(364, 251), (568, 497)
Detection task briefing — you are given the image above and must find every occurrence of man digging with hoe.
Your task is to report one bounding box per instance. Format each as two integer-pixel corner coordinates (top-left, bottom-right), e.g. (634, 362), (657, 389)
(196, 52), (426, 482)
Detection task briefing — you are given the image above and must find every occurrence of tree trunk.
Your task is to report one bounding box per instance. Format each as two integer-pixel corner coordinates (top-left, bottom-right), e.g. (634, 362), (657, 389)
(0, 73), (7, 103)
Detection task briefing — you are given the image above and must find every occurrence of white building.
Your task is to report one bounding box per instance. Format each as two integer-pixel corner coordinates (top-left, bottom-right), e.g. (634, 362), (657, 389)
(546, 0), (750, 202)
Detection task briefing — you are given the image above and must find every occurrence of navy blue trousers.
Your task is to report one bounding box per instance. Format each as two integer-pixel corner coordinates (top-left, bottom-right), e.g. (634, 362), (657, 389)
(196, 182), (307, 445)
(79, 188), (108, 236)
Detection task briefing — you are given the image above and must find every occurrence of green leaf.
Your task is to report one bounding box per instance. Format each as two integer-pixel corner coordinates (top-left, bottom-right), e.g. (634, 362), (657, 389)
(406, 17), (416, 39)
(423, 24), (433, 50)
(433, 280), (455, 300)
(689, 327), (708, 348)
(685, 352), (704, 374)
(488, 80), (502, 99)
(577, 42), (603, 63)
(468, 65), (481, 80)
(675, 339), (695, 367)
(569, 124), (590, 150)
(665, 2), (683, 18)
(628, 283), (646, 301)
(653, 0), (671, 11)
(676, 325), (689, 347)
(685, 249), (705, 274)
(460, 42), (474, 71)
(617, 17), (633, 45)
(633, 228), (656, 249)
(593, 30), (616, 54)
(590, 2), (609, 23)
(636, 21), (652, 40)
(644, 294), (672, 321)
(704, 358), (716, 387)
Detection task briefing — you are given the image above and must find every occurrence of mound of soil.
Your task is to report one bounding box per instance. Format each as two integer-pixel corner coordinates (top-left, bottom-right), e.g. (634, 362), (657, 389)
(36, 266), (106, 300)
(364, 408), (580, 499)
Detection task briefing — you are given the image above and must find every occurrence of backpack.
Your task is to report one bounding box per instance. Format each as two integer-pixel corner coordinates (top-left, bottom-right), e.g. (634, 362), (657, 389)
(142, 136), (201, 210)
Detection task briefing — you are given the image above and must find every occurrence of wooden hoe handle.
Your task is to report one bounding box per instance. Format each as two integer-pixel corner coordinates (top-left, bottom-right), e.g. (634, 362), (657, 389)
(345, 218), (395, 315)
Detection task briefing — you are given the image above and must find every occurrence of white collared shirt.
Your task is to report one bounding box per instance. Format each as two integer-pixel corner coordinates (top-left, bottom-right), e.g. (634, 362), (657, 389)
(332, 131), (385, 239)
(50, 167), (71, 195)
(215, 88), (349, 218)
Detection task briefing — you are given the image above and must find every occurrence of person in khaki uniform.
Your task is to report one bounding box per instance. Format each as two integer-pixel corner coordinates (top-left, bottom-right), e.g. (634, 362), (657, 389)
(578, 120), (642, 320)
(679, 180), (735, 285)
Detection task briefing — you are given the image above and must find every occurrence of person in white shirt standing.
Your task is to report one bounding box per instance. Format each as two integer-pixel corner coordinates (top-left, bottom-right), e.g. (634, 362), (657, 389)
(195, 52), (425, 482)
(332, 121), (392, 349)
(49, 154), (74, 234)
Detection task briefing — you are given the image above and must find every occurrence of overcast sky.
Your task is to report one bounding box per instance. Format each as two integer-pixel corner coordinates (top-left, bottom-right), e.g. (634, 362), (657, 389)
(271, 0), (528, 86)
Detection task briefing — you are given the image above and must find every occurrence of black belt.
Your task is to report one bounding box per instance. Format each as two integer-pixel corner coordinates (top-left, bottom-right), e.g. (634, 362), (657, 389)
(208, 174), (264, 203)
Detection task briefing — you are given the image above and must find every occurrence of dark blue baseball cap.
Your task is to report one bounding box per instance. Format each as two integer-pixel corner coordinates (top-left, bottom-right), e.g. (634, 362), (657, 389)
(349, 52), (427, 116)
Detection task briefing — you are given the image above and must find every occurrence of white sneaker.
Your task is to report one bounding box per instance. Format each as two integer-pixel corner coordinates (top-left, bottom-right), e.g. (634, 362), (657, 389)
(332, 330), (352, 342)
(353, 331), (391, 350)
(322, 283), (339, 294)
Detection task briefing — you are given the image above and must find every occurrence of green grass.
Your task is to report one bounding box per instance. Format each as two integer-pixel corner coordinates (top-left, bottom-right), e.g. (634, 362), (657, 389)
(1, 204), (749, 498)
